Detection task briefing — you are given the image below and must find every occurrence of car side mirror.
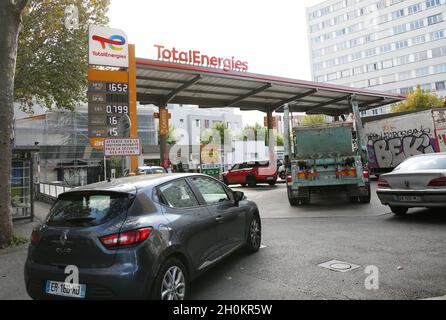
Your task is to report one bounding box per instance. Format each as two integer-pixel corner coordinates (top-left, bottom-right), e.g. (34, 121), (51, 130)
(233, 191), (244, 206)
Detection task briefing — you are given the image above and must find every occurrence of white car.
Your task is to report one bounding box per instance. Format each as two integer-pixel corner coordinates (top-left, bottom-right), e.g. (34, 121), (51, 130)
(137, 166), (167, 175)
(376, 153), (446, 216)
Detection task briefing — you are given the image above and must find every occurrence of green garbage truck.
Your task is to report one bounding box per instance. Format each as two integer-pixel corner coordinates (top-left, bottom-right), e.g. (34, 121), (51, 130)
(286, 121), (371, 206)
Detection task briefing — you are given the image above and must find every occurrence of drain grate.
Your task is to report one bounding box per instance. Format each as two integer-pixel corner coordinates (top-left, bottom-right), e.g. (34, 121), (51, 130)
(318, 259), (360, 272)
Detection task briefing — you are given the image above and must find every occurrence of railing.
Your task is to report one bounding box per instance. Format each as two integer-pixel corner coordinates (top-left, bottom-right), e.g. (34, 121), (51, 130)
(38, 183), (73, 201)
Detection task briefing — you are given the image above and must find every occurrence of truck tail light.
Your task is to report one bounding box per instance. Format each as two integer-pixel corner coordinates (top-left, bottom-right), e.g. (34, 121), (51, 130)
(378, 177), (391, 189)
(99, 227), (152, 249)
(428, 177), (446, 187)
(348, 169), (357, 176)
(362, 170), (370, 179)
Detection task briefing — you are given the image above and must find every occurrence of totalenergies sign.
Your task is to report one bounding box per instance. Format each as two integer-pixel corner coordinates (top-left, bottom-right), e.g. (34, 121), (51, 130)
(154, 45), (248, 72)
(89, 25), (129, 67)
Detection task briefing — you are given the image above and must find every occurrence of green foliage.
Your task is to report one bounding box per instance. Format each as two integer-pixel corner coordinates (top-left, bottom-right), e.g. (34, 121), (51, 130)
(391, 85), (445, 113)
(14, 0), (110, 112)
(158, 125), (179, 145)
(9, 235), (29, 247)
(238, 123), (266, 142)
(301, 114), (326, 125)
(201, 122), (232, 145)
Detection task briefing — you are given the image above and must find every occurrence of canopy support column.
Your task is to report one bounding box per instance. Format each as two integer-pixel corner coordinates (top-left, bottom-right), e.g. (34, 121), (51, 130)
(350, 94), (367, 159)
(266, 108), (276, 167)
(159, 104), (169, 168)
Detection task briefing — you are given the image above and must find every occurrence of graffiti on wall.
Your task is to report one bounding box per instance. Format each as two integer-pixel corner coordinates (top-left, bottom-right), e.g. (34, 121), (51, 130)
(367, 126), (439, 169)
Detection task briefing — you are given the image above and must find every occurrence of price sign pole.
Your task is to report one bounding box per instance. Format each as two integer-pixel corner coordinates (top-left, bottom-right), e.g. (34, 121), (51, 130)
(87, 44), (139, 176)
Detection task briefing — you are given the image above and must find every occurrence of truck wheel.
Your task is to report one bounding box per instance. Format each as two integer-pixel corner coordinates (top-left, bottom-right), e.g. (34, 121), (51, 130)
(300, 194), (311, 205)
(288, 197), (299, 206)
(391, 206), (408, 216)
(359, 185), (371, 203)
(246, 175), (257, 188)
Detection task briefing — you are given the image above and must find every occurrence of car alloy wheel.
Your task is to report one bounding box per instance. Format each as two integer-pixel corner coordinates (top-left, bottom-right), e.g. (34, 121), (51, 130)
(249, 218), (261, 249)
(161, 266), (186, 300)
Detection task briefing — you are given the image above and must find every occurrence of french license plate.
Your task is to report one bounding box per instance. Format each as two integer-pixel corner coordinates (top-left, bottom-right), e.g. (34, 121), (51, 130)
(398, 195), (421, 202)
(45, 280), (86, 299)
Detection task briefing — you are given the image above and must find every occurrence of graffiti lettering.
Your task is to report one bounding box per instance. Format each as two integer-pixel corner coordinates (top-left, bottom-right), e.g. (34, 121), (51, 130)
(371, 133), (436, 168)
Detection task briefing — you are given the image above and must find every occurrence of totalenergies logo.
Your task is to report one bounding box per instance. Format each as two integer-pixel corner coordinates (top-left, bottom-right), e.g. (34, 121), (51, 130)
(92, 34), (126, 51)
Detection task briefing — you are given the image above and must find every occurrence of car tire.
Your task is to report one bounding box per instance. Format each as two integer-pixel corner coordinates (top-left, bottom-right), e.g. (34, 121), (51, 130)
(246, 175), (257, 188)
(268, 180), (276, 186)
(279, 172), (286, 180)
(244, 214), (261, 254)
(390, 206), (409, 216)
(151, 257), (188, 300)
(240, 183), (246, 187)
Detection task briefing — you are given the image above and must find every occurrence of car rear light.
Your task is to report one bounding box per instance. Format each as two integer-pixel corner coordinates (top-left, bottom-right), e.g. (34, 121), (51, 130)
(30, 230), (41, 245)
(99, 227), (152, 249)
(428, 177), (446, 187)
(378, 177), (391, 189)
(287, 172), (292, 183)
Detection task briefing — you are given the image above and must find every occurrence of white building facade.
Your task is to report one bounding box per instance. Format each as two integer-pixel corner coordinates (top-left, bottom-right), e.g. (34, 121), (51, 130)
(307, 0), (446, 116)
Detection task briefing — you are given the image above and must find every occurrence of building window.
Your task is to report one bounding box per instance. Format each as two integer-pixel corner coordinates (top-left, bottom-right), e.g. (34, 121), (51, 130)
(430, 30), (445, 40)
(435, 81), (446, 91)
(196, 119), (200, 127)
(412, 35), (425, 45)
(399, 70), (412, 80)
(408, 4), (421, 14)
(395, 40), (409, 49)
(410, 19), (424, 30)
(383, 59), (393, 69)
(204, 120), (210, 128)
(426, 0), (441, 9)
(393, 24), (406, 35)
(415, 67), (430, 77)
(428, 14), (443, 26)
(180, 119), (184, 123)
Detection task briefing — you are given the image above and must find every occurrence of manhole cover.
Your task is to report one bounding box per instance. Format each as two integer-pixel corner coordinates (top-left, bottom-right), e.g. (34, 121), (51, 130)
(318, 259), (360, 272)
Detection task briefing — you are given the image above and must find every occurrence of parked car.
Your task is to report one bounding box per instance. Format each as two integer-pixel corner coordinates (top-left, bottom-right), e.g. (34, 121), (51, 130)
(376, 153), (446, 216)
(24, 173), (261, 300)
(137, 166), (167, 175)
(220, 161), (278, 187)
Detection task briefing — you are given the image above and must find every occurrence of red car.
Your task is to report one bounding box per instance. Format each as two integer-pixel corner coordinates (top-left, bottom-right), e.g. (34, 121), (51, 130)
(221, 161), (278, 187)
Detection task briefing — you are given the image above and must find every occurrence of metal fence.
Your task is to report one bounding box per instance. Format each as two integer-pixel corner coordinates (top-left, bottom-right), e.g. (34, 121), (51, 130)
(39, 183), (72, 200)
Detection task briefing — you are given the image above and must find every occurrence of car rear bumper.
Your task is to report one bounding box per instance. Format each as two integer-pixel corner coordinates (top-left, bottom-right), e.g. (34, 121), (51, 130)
(377, 189), (446, 208)
(24, 249), (156, 300)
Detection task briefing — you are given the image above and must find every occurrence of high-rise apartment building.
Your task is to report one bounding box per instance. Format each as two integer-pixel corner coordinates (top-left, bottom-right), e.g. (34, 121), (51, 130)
(307, 0), (446, 116)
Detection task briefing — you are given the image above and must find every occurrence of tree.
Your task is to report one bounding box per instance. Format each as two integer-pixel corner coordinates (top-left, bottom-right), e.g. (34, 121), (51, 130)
(238, 123), (266, 143)
(201, 122), (232, 146)
(391, 85), (444, 113)
(157, 125), (179, 145)
(15, 0), (110, 112)
(0, 0), (29, 248)
(0, 0), (109, 247)
(301, 114), (326, 125)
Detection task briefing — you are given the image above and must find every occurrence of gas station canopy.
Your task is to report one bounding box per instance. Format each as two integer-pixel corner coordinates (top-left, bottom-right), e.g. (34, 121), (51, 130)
(136, 59), (405, 115)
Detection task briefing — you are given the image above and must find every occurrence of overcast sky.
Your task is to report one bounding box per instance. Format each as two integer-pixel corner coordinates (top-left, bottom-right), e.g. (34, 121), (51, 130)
(109, 0), (323, 125)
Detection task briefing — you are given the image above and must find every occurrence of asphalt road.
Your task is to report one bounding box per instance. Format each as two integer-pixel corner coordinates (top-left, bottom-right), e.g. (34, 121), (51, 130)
(189, 181), (446, 300)
(1, 181), (445, 300)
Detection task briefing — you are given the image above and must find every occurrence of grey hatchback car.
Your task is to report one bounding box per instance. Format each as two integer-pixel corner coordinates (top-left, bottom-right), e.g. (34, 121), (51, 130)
(25, 173), (261, 300)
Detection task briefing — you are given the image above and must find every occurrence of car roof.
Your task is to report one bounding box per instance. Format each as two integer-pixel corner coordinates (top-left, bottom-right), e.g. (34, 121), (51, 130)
(138, 166), (164, 169)
(409, 152), (446, 158)
(63, 173), (204, 194)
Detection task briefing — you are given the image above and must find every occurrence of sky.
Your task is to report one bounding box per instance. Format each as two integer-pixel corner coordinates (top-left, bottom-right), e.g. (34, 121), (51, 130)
(108, 0), (324, 125)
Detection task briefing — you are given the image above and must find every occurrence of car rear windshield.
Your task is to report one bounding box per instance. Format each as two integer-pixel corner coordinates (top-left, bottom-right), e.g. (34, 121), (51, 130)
(47, 191), (134, 227)
(395, 155), (446, 171)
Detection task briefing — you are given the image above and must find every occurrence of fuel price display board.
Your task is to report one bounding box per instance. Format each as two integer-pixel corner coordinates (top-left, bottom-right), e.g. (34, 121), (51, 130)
(88, 81), (131, 139)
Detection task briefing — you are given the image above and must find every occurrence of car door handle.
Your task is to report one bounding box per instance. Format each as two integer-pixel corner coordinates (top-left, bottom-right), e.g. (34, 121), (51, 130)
(216, 216), (223, 223)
